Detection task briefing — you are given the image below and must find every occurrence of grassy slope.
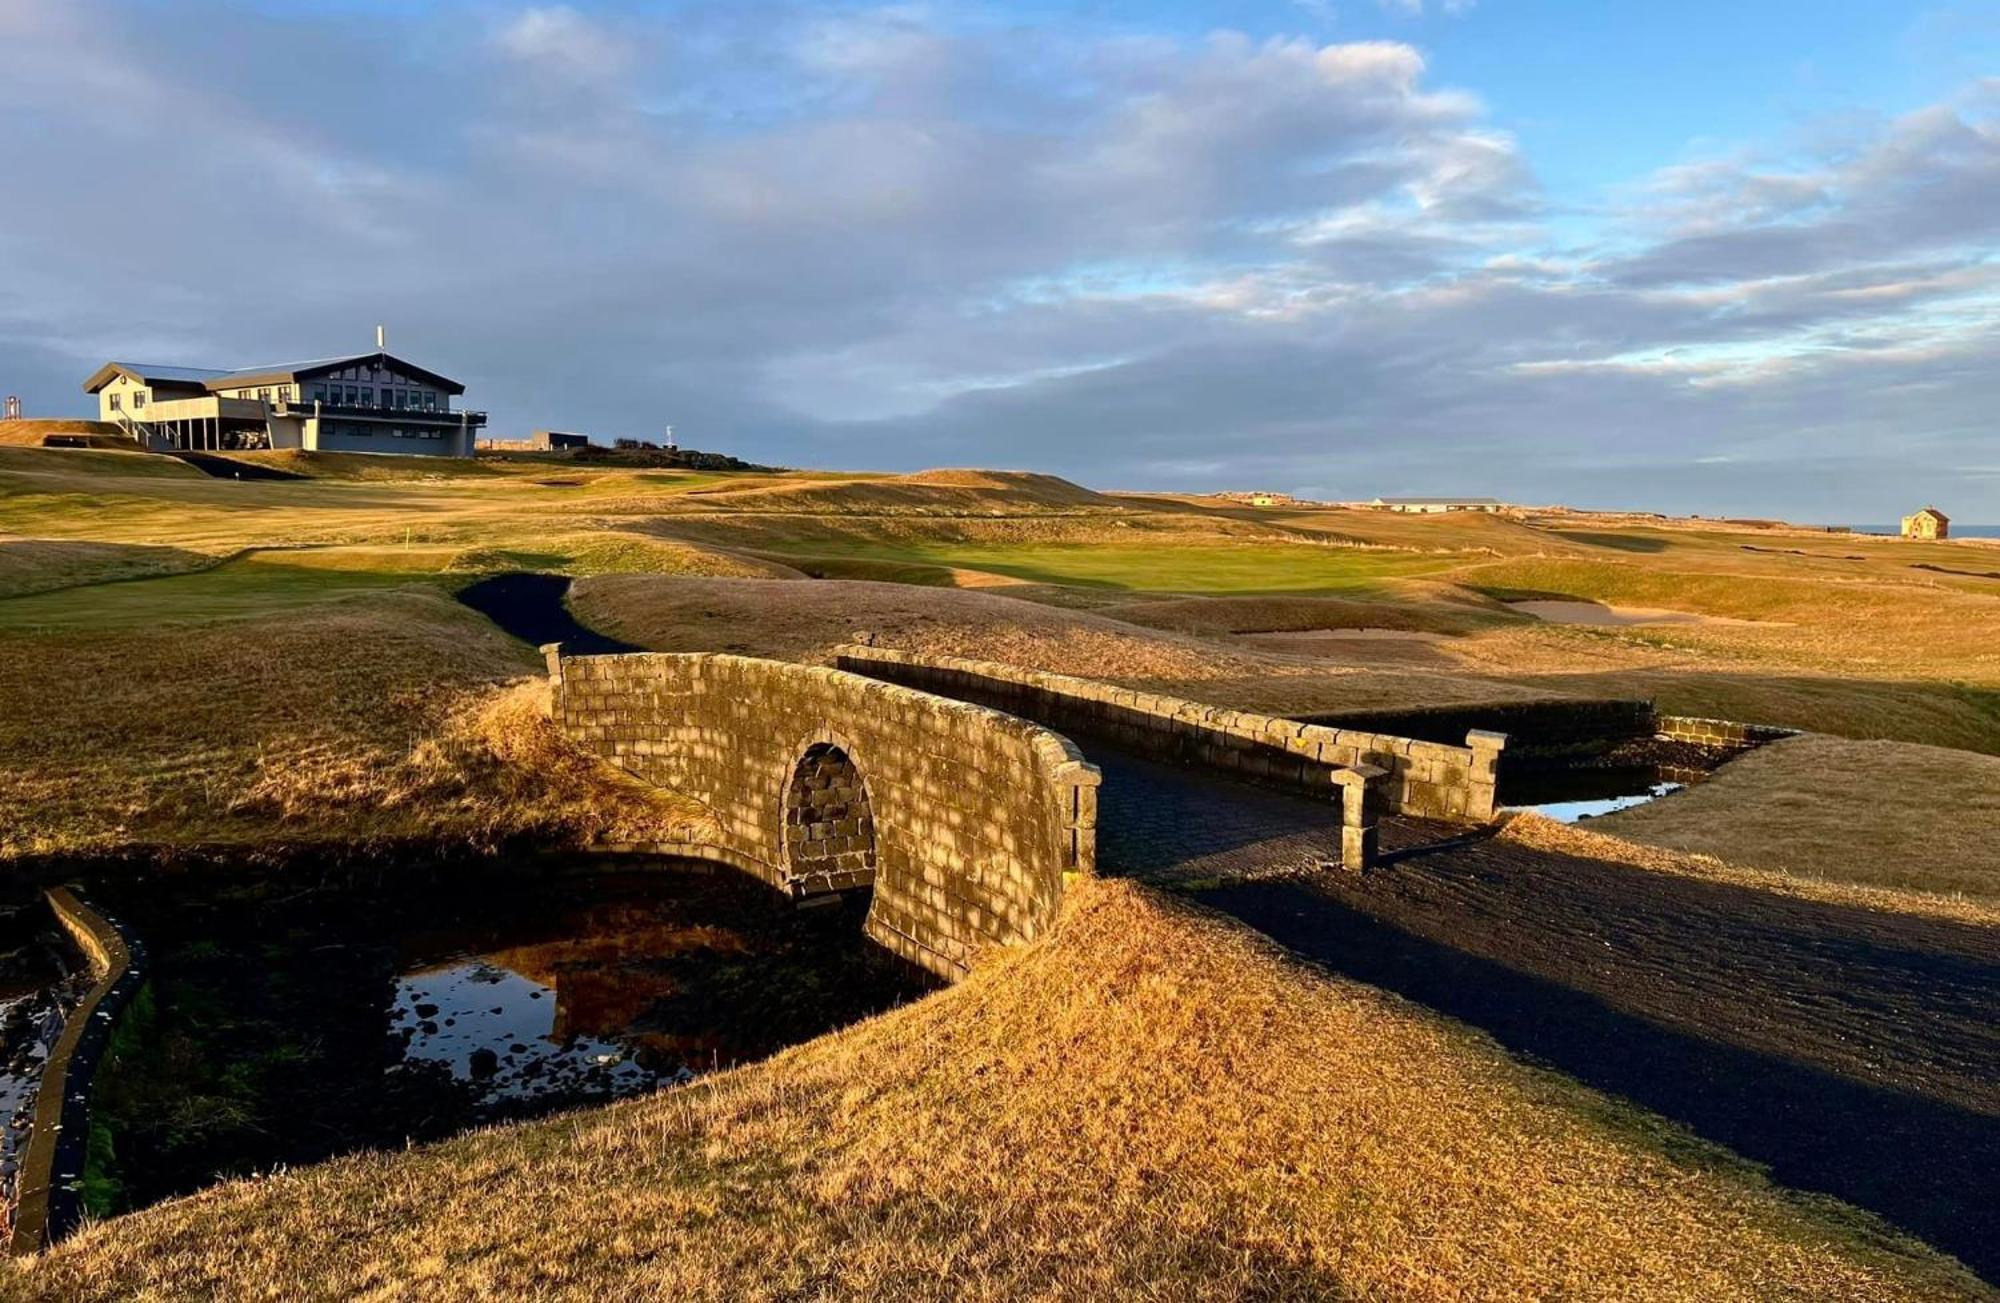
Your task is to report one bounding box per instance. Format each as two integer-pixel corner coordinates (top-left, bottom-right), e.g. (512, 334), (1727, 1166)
(1590, 734), (2000, 904)
(15, 880), (1979, 1302)
(0, 592), (703, 858)
(568, 574), (1556, 713)
(0, 419), (129, 448)
(749, 538), (1459, 592)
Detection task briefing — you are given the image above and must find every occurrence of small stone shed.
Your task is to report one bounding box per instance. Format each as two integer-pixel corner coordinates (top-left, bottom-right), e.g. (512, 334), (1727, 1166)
(1901, 506), (1949, 540)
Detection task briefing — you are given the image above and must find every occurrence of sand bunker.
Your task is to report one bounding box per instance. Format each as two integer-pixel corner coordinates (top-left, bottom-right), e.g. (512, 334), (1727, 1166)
(1511, 600), (1777, 628)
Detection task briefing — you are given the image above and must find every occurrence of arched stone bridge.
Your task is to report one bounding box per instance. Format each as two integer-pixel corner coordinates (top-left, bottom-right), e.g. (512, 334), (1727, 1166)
(545, 644), (1504, 980)
(544, 648), (1101, 979)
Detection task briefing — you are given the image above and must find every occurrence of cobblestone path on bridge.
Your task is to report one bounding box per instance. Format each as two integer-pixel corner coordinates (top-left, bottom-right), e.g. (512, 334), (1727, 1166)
(1090, 749), (1462, 885)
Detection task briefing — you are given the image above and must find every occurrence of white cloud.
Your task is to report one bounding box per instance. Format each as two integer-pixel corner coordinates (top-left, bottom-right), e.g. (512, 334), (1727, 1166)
(0, 1), (1990, 517)
(492, 6), (633, 82)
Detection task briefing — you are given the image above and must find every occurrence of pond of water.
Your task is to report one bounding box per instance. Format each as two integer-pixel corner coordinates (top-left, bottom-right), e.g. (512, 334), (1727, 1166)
(1498, 765), (1689, 822)
(78, 864), (932, 1220)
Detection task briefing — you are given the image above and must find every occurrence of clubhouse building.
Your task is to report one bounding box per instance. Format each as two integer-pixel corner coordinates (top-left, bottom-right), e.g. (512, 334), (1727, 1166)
(82, 343), (485, 457)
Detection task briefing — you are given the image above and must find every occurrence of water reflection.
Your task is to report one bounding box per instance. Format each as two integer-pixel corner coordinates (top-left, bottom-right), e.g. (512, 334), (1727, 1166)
(1499, 766), (1692, 823)
(391, 959), (680, 1106)
(83, 865), (936, 1217)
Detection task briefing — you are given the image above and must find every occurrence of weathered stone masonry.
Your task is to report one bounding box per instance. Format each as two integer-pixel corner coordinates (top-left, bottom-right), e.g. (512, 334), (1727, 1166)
(547, 649), (1100, 980)
(834, 645), (1503, 825)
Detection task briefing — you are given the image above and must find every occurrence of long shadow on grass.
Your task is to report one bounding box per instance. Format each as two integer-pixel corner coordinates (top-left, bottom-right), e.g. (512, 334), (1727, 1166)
(1197, 876), (2000, 1282)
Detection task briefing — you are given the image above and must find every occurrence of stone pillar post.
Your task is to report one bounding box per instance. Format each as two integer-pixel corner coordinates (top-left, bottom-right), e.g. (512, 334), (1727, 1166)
(1332, 763), (1386, 871)
(1464, 729), (1509, 821)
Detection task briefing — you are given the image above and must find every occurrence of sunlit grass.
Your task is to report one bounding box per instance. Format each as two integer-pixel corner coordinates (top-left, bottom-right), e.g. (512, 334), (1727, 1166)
(755, 540), (1459, 593)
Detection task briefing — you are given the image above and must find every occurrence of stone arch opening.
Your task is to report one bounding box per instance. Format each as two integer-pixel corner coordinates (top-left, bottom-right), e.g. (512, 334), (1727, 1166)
(782, 741), (879, 895)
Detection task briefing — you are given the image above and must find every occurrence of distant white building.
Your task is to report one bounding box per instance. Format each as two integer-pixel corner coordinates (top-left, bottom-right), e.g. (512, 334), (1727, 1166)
(83, 339), (484, 457)
(1369, 496), (1506, 514)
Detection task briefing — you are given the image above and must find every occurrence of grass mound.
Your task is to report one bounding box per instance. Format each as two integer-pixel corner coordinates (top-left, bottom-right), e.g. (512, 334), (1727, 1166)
(218, 450), (510, 481)
(16, 879), (1978, 1300)
(1454, 556), (2000, 683)
(0, 539), (221, 600)
(570, 573), (1305, 677)
(1590, 734), (2000, 906)
(447, 533), (805, 581)
(566, 574), (1564, 719)
(675, 468), (1116, 515)
(0, 419), (131, 449)
(0, 591), (702, 857)
(900, 467), (1110, 503)
(1102, 590), (1518, 637)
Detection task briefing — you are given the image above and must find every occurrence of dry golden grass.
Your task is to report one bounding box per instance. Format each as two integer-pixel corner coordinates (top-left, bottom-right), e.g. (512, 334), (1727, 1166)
(1587, 735), (2000, 906)
(446, 531), (806, 581)
(0, 591), (703, 858)
(0, 419), (129, 448)
(570, 573), (1279, 673)
(1503, 813), (2000, 929)
(15, 879), (1979, 1302)
(675, 467), (1118, 514)
(0, 538), (222, 599)
(1449, 556), (2000, 685)
(1103, 587), (1518, 636)
(565, 574), (1557, 716)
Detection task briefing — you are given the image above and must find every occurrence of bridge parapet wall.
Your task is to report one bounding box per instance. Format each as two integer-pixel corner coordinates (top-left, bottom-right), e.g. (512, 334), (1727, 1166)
(549, 650), (1098, 979)
(835, 645), (1500, 823)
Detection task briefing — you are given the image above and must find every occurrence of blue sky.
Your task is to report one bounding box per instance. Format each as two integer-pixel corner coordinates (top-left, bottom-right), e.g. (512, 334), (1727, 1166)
(3, 0), (1996, 517)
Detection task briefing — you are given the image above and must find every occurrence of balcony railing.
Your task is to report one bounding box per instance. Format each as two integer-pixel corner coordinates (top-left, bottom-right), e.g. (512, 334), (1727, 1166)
(274, 399), (487, 426)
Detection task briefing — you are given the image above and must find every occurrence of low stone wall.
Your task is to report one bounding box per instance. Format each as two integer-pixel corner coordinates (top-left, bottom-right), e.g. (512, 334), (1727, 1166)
(1656, 715), (1801, 749)
(548, 649), (1099, 979)
(1301, 699), (1655, 765)
(835, 646), (1496, 824)
(9, 888), (147, 1255)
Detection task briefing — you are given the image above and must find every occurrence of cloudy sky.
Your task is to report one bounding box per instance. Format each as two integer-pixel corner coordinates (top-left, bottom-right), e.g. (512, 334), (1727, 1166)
(1, 0), (1995, 517)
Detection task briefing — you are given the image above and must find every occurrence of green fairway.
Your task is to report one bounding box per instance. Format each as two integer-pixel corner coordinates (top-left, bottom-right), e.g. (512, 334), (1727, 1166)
(757, 540), (1459, 593)
(0, 546), (453, 631)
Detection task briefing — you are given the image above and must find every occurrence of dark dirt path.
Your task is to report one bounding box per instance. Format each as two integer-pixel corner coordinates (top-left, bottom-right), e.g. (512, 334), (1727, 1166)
(1088, 748), (2000, 1281)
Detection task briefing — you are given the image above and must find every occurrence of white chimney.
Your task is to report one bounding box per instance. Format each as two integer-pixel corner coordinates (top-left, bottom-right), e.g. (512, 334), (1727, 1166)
(375, 324), (386, 351)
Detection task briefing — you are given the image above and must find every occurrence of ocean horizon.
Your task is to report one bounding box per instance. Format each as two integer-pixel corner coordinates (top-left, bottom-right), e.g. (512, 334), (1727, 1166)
(1837, 525), (2000, 539)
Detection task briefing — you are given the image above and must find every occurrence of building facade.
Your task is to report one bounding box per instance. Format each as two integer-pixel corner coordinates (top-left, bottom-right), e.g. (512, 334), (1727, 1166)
(82, 350), (485, 457)
(1901, 506), (1949, 540)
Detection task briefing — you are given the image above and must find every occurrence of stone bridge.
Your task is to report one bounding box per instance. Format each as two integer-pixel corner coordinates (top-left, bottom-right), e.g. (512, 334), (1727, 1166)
(546, 644), (1504, 979)
(544, 648), (1100, 979)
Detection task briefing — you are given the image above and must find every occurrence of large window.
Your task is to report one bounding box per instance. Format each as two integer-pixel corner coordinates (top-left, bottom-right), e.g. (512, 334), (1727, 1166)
(312, 384), (326, 402)
(361, 387), (374, 405)
(344, 386), (359, 404)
